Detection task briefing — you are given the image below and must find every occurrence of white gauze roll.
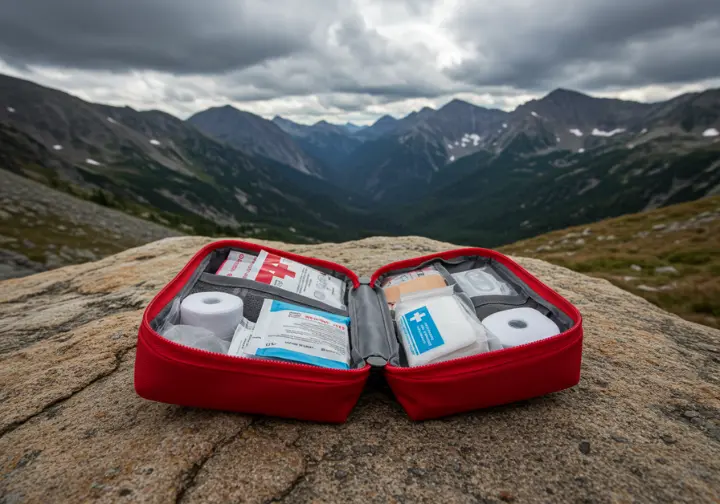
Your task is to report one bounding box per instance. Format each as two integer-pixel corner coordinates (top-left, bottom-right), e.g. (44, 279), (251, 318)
(180, 292), (244, 341)
(482, 307), (560, 348)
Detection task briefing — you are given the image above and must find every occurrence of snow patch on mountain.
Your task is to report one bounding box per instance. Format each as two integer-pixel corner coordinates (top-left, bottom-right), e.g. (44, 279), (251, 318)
(569, 129), (583, 137)
(531, 111), (540, 118)
(149, 139), (161, 145)
(592, 128), (626, 137)
(502, 123), (508, 129)
(85, 158), (101, 166)
(640, 128), (648, 134)
(52, 144), (63, 151)
(578, 148), (585, 153)
(460, 133), (481, 147)
(702, 128), (719, 137)
(107, 117), (117, 124)
(6, 106), (15, 113)
(449, 155), (455, 162)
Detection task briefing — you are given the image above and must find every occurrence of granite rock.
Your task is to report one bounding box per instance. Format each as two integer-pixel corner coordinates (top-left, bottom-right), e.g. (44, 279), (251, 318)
(1, 236), (719, 503)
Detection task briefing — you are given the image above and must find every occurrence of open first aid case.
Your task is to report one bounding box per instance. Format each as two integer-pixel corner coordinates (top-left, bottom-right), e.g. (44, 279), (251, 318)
(134, 240), (583, 422)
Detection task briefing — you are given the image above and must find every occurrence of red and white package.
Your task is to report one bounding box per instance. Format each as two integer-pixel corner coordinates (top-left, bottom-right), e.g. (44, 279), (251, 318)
(216, 251), (257, 278)
(217, 250), (347, 310)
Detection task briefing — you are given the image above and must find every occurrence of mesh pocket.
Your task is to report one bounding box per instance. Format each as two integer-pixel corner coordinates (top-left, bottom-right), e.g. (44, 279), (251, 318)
(475, 298), (545, 320)
(189, 280), (240, 297)
(188, 280), (290, 323)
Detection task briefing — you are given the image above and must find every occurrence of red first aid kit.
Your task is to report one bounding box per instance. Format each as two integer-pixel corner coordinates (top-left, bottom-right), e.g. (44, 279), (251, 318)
(135, 240), (583, 422)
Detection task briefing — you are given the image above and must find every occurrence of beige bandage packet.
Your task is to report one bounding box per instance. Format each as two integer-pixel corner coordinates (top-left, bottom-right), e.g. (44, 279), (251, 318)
(383, 274), (447, 305)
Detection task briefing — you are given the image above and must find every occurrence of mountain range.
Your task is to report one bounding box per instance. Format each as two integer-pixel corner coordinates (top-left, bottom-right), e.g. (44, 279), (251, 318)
(1, 72), (719, 248)
(0, 74), (384, 243)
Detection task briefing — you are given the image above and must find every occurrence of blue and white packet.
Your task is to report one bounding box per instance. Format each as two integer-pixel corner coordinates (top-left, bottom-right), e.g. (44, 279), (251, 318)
(243, 299), (351, 369)
(395, 286), (489, 367)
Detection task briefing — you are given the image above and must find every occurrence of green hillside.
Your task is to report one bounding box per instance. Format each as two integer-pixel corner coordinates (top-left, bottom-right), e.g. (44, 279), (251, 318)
(500, 196), (720, 329)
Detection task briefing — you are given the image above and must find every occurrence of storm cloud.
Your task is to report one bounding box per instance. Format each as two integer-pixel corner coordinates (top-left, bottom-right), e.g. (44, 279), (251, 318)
(0, 0), (719, 123)
(447, 0), (720, 90)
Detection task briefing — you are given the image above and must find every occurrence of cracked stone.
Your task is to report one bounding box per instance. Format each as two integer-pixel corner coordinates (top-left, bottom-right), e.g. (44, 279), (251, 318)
(0, 236), (719, 503)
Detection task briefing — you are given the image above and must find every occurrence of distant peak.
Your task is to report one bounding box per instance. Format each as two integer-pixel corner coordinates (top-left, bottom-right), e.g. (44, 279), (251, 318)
(438, 98), (485, 113)
(374, 114), (397, 125)
(544, 88), (590, 100)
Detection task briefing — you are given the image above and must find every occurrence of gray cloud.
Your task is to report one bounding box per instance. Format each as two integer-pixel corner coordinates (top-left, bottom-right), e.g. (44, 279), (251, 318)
(0, 0), (330, 73)
(0, 0), (718, 121)
(447, 0), (720, 91)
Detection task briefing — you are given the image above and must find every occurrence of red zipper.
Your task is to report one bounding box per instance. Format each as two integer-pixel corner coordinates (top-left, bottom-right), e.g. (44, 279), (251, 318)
(140, 322), (369, 374)
(373, 247), (583, 374)
(141, 239), (366, 375)
(384, 323), (581, 374)
(143, 241), (580, 376)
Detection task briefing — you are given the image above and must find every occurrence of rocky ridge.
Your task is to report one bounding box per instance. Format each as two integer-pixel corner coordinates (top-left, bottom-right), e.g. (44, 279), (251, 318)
(0, 170), (179, 280)
(0, 236), (719, 503)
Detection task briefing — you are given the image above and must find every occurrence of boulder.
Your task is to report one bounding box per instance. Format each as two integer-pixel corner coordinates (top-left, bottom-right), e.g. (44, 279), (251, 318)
(1, 236), (719, 503)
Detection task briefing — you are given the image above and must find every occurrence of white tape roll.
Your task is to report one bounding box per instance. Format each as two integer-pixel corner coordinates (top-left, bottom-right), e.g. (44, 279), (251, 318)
(180, 292), (244, 341)
(482, 307), (560, 347)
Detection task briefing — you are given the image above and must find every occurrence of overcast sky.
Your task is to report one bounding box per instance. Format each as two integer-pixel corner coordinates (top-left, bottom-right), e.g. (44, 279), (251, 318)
(1, 0), (720, 124)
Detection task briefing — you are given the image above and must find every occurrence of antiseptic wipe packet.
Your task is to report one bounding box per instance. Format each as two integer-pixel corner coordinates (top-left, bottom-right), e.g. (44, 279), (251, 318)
(227, 317), (257, 357)
(240, 299), (351, 369)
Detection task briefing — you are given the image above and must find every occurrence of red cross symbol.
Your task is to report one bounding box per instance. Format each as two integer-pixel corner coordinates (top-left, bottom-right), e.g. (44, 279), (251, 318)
(255, 253), (297, 284)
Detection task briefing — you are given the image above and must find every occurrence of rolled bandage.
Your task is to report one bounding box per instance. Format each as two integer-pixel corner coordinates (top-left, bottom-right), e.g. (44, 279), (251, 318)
(482, 307), (560, 348)
(180, 291), (244, 341)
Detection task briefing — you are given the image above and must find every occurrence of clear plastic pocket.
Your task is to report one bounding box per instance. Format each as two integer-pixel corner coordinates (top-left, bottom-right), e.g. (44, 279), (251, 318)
(394, 286), (494, 367)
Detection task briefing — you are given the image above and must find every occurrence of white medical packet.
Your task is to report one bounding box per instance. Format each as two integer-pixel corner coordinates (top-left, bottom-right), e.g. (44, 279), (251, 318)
(217, 250), (347, 310)
(248, 299), (351, 369)
(227, 317), (257, 357)
(216, 250), (257, 278)
(451, 267), (514, 297)
(381, 265), (441, 288)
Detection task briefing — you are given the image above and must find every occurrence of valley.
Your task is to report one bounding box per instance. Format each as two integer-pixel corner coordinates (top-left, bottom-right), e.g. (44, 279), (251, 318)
(2, 73), (719, 306)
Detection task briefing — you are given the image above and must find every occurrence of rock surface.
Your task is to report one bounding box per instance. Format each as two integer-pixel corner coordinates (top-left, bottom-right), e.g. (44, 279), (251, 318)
(1, 236), (719, 503)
